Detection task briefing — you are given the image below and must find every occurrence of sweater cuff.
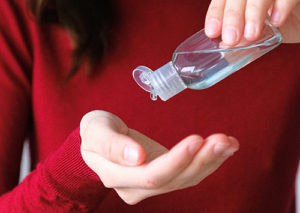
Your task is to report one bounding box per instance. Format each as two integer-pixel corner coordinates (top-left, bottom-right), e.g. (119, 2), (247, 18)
(42, 127), (110, 206)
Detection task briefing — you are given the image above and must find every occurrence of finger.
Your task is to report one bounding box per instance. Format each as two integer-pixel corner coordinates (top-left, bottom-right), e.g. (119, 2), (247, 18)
(114, 187), (148, 205)
(205, 0), (226, 38)
(270, 0), (299, 27)
(87, 135), (203, 189)
(80, 110), (146, 166)
(128, 129), (168, 161)
(244, 0), (273, 41)
(142, 135), (203, 188)
(196, 135), (239, 179)
(169, 134), (239, 188)
(222, 0), (247, 45)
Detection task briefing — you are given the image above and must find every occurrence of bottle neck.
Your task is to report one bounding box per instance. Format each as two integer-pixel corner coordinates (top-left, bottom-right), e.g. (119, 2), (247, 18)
(149, 61), (187, 101)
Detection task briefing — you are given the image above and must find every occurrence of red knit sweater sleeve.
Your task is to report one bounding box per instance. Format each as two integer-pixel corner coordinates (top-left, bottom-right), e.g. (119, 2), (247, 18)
(0, 0), (32, 193)
(0, 1), (110, 212)
(0, 128), (110, 212)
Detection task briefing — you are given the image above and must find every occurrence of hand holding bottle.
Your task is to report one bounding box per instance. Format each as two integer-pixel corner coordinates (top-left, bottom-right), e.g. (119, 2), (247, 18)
(80, 110), (239, 204)
(205, 0), (300, 44)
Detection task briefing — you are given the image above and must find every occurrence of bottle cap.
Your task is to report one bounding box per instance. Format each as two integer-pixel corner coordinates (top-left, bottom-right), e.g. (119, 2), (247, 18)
(133, 62), (187, 101)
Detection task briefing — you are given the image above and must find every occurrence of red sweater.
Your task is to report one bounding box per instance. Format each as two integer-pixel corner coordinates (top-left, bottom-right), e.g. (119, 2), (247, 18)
(0, 0), (299, 212)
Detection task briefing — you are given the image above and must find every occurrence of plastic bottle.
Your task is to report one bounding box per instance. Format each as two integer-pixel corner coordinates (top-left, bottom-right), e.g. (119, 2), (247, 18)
(132, 19), (282, 101)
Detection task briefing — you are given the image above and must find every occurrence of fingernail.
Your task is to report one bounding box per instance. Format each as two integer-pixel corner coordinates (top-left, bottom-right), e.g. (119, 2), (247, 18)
(214, 143), (238, 157)
(222, 26), (238, 44)
(124, 145), (139, 165)
(213, 143), (230, 156)
(271, 11), (281, 26)
(228, 136), (238, 143)
(222, 147), (239, 157)
(206, 18), (220, 36)
(244, 21), (256, 40)
(188, 141), (202, 155)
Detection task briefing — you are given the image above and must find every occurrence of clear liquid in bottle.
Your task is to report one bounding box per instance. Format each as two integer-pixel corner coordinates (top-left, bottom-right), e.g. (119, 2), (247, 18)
(133, 19), (282, 101)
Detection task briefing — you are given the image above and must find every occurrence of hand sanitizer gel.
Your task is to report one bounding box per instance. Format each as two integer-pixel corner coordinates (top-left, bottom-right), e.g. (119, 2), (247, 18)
(133, 19), (282, 101)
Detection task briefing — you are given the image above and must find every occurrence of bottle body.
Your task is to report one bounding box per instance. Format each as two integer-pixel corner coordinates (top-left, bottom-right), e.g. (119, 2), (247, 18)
(172, 51), (228, 90)
(133, 19), (282, 101)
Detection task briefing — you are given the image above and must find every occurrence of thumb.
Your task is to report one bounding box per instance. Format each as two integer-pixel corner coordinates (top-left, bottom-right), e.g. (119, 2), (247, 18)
(105, 132), (146, 166)
(80, 110), (146, 166)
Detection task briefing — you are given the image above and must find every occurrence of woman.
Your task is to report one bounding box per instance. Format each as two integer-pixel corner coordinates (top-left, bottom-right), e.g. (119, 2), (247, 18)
(0, 0), (299, 212)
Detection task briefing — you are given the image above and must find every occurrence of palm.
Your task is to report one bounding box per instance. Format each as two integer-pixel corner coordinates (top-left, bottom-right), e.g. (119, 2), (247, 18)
(128, 129), (168, 163)
(81, 110), (238, 204)
(278, 3), (300, 43)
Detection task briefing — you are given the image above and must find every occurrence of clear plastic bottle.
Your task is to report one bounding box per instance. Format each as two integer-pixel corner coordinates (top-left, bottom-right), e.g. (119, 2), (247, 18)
(133, 19), (282, 101)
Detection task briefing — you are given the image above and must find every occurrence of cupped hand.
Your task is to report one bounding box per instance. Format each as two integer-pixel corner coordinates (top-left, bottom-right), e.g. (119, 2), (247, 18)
(205, 0), (300, 44)
(80, 110), (239, 205)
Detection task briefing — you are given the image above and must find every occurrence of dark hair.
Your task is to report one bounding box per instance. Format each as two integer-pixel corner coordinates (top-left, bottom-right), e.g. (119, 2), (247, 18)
(27, 0), (116, 78)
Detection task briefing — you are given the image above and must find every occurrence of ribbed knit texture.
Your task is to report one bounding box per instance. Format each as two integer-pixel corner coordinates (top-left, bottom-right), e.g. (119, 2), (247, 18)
(0, 0), (299, 212)
(0, 129), (110, 212)
(43, 128), (110, 208)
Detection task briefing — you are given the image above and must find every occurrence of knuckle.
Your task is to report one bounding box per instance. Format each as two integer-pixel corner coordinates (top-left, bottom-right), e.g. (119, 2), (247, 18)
(123, 198), (140, 205)
(101, 178), (114, 188)
(117, 191), (142, 205)
(224, 8), (243, 19)
(80, 110), (113, 129)
(208, 5), (222, 14)
(81, 110), (106, 127)
(143, 176), (161, 189)
(80, 111), (102, 138)
(246, 2), (261, 12)
(102, 181), (114, 189)
(145, 178), (158, 189)
(245, 2), (265, 20)
(209, 0), (226, 10)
